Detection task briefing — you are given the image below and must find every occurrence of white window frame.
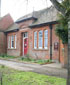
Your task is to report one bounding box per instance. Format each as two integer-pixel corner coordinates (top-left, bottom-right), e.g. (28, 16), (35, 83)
(15, 35), (16, 49)
(24, 32), (28, 38)
(8, 36), (10, 48)
(38, 30), (43, 49)
(34, 31), (37, 49)
(44, 30), (48, 49)
(11, 35), (14, 49)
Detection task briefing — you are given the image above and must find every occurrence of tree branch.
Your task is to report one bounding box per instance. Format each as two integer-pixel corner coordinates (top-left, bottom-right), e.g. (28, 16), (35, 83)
(50, 0), (66, 16)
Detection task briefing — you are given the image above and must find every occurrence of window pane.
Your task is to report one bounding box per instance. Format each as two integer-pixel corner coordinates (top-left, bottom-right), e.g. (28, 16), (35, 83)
(24, 33), (28, 38)
(44, 30), (48, 49)
(8, 36), (10, 48)
(39, 30), (43, 48)
(34, 32), (37, 49)
(15, 35), (16, 48)
(12, 41), (14, 47)
(11, 35), (14, 48)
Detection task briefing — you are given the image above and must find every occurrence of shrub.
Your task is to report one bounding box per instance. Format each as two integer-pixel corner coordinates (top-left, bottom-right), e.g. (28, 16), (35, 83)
(0, 54), (15, 58)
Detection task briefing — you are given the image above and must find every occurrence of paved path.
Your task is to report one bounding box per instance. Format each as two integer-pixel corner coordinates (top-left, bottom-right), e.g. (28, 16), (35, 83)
(0, 59), (67, 78)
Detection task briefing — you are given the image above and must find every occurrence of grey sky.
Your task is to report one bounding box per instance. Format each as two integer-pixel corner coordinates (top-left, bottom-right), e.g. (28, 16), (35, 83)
(1, 0), (52, 21)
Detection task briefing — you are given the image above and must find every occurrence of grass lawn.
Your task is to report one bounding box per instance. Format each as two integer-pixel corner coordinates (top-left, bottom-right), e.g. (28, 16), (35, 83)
(0, 65), (66, 85)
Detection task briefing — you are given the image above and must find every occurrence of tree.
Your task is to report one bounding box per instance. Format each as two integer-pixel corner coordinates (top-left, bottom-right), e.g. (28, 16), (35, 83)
(55, 13), (68, 44)
(50, 0), (70, 85)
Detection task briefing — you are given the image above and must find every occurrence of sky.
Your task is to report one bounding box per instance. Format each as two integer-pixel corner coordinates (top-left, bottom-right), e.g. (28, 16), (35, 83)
(1, 0), (52, 21)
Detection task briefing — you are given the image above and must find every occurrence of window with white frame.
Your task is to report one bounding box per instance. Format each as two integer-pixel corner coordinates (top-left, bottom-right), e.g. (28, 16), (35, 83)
(8, 35), (17, 49)
(11, 35), (14, 48)
(34, 31), (37, 49)
(38, 30), (43, 49)
(44, 30), (48, 49)
(8, 36), (10, 48)
(24, 32), (28, 38)
(15, 35), (16, 48)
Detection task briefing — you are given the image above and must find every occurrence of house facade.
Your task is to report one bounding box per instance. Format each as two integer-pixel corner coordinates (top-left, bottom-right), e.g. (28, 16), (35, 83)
(0, 14), (14, 54)
(3, 6), (66, 66)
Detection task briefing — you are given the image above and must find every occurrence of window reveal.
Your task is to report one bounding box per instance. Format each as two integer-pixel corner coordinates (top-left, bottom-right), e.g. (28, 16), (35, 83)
(44, 30), (48, 49)
(11, 35), (14, 48)
(15, 35), (16, 49)
(34, 30), (48, 49)
(8, 36), (10, 48)
(34, 31), (37, 49)
(8, 35), (16, 49)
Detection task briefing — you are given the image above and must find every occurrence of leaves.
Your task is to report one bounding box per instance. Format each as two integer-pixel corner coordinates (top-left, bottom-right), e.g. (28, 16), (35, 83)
(55, 13), (68, 44)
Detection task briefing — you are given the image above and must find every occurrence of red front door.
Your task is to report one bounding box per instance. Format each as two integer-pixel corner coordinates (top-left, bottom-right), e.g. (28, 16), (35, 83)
(24, 38), (28, 55)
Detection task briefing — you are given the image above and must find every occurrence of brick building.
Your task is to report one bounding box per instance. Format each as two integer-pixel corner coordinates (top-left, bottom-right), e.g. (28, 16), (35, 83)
(0, 6), (66, 66)
(0, 14), (14, 54)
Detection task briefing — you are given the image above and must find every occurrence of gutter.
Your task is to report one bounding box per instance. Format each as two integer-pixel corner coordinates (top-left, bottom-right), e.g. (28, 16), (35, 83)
(29, 21), (58, 28)
(4, 29), (19, 33)
(16, 17), (37, 23)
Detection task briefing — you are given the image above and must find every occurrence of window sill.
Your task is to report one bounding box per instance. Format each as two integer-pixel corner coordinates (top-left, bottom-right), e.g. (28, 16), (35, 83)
(7, 48), (17, 50)
(33, 48), (48, 51)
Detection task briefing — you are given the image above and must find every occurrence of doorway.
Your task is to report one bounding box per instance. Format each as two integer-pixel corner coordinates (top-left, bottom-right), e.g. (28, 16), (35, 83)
(23, 32), (28, 56)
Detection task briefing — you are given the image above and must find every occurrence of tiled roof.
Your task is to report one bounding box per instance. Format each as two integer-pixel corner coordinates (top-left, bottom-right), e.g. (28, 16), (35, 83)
(5, 23), (19, 32)
(31, 6), (58, 26)
(16, 6), (58, 27)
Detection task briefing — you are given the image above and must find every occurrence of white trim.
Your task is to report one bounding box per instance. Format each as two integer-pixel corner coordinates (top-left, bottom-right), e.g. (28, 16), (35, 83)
(44, 47), (48, 49)
(23, 32), (28, 56)
(38, 30), (43, 49)
(44, 30), (48, 49)
(38, 47), (42, 49)
(34, 31), (37, 49)
(8, 36), (10, 48)
(15, 35), (16, 49)
(11, 35), (14, 49)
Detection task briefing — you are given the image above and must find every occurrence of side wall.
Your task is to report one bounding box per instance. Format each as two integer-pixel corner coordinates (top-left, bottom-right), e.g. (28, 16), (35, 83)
(0, 32), (7, 54)
(6, 24), (64, 64)
(28, 25), (61, 62)
(52, 25), (59, 62)
(7, 31), (21, 56)
(7, 19), (34, 56)
(28, 26), (50, 59)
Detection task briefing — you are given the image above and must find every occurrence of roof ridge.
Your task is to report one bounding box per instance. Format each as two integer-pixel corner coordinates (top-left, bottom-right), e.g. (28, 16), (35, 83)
(16, 6), (54, 22)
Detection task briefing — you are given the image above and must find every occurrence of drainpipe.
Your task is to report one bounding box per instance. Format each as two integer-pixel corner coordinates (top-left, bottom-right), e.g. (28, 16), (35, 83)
(49, 24), (52, 60)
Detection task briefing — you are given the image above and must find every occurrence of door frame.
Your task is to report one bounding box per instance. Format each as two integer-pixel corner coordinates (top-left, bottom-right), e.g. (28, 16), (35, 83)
(23, 32), (28, 56)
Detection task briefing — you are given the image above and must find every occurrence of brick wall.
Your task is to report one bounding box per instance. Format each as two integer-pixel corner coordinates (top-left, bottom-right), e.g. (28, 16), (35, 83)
(28, 25), (61, 62)
(0, 32), (7, 54)
(0, 14), (14, 31)
(28, 26), (50, 59)
(7, 19), (33, 56)
(52, 25), (59, 62)
(7, 31), (21, 56)
(7, 19), (64, 64)
(17, 19), (34, 29)
(0, 14), (14, 54)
